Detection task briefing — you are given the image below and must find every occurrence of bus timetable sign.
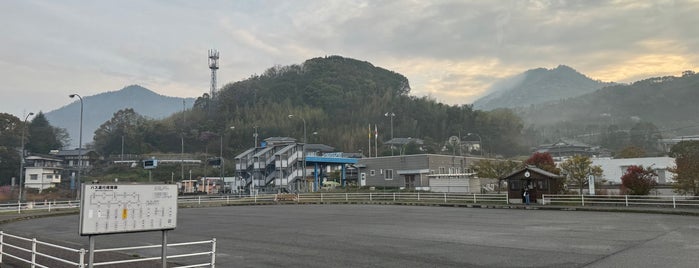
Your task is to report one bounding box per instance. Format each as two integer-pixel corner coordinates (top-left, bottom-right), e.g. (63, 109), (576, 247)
(79, 184), (178, 236)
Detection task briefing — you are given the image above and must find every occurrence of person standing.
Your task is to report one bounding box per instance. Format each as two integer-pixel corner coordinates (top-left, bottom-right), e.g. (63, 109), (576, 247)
(524, 189), (530, 205)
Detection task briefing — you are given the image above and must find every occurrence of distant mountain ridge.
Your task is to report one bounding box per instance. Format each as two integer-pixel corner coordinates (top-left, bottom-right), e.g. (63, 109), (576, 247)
(473, 65), (614, 110)
(518, 72), (699, 128)
(45, 85), (195, 148)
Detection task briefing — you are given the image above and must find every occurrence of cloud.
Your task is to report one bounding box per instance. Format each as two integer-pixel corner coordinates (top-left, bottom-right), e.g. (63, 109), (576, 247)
(1, 0), (698, 117)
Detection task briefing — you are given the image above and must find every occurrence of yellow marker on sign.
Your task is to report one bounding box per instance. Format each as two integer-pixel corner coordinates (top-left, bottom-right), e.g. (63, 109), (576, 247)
(122, 208), (128, 220)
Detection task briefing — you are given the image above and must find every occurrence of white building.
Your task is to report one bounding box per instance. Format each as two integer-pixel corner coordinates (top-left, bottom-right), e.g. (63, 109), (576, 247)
(24, 155), (63, 192)
(592, 157), (675, 184)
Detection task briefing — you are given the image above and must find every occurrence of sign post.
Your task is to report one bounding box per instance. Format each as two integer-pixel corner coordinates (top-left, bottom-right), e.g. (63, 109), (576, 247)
(79, 184), (178, 267)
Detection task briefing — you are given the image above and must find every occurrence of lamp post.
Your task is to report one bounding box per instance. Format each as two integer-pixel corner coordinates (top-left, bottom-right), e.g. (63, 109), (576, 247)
(287, 115), (306, 143)
(220, 126), (235, 191)
(385, 112), (395, 155)
(253, 125), (259, 148)
(288, 114), (307, 191)
(467, 133), (483, 157)
(18, 112), (34, 202)
(121, 135), (124, 161)
(69, 94), (83, 196)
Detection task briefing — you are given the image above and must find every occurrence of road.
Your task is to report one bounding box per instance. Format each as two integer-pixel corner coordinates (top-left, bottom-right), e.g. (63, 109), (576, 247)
(2, 205), (699, 267)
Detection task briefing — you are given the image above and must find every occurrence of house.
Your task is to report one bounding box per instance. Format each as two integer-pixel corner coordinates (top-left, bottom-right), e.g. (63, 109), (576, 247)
(51, 148), (100, 175)
(50, 148), (100, 180)
(501, 166), (565, 204)
(535, 139), (609, 161)
(24, 155), (63, 192)
(384, 137), (425, 155)
(591, 157), (676, 184)
(357, 154), (484, 193)
(658, 135), (699, 153)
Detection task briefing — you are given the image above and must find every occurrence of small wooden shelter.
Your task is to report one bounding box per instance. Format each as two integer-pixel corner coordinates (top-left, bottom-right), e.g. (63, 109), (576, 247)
(501, 165), (564, 204)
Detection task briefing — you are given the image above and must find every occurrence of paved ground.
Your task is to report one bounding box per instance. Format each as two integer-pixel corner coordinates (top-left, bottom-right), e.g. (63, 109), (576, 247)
(2, 204), (699, 267)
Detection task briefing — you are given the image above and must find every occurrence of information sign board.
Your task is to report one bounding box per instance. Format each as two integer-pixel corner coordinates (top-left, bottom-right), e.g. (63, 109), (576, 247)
(79, 184), (178, 236)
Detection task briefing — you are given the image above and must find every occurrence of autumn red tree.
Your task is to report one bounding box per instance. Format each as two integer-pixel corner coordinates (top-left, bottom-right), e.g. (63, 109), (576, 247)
(524, 152), (560, 174)
(620, 165), (657, 195)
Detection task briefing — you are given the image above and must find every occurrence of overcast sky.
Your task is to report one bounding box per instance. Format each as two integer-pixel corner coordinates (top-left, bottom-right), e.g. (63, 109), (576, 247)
(2, 0), (698, 119)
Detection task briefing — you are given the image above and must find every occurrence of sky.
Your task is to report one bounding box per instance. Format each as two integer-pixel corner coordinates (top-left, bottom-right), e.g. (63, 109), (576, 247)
(2, 0), (698, 119)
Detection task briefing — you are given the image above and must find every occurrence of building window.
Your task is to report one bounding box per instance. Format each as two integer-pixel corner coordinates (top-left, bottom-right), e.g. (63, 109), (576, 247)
(30, 174), (38, 180)
(439, 167), (446, 174)
(385, 169), (394, 180)
(370, 170), (376, 176)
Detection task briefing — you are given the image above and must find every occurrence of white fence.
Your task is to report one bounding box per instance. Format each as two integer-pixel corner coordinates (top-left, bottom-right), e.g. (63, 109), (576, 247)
(5, 193), (699, 213)
(542, 194), (699, 208)
(0, 200), (79, 213)
(176, 192), (509, 206)
(0, 231), (215, 268)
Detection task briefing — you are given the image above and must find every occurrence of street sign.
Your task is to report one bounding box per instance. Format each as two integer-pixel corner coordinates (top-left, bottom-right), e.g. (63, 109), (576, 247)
(79, 184), (178, 236)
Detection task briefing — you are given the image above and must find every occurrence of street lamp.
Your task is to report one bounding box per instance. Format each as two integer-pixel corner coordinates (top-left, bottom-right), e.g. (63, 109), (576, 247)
(253, 125), (259, 148)
(467, 133), (483, 157)
(288, 114), (307, 190)
(69, 94), (83, 195)
(287, 115), (306, 143)
(384, 112), (395, 155)
(220, 126), (235, 185)
(18, 112), (34, 202)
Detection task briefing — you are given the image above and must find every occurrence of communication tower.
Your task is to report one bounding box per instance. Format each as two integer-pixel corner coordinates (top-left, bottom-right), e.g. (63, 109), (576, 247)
(208, 49), (220, 98)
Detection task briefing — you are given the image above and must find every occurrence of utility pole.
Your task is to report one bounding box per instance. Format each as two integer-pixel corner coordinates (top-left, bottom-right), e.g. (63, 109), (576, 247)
(18, 112), (34, 202)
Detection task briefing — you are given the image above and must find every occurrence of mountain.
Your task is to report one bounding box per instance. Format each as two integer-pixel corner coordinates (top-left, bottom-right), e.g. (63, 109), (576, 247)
(473, 65), (614, 110)
(518, 71), (699, 131)
(45, 85), (195, 148)
(89, 56), (529, 157)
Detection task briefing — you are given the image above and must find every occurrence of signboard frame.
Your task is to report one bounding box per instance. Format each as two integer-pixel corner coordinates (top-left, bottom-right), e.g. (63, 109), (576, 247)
(79, 184), (178, 236)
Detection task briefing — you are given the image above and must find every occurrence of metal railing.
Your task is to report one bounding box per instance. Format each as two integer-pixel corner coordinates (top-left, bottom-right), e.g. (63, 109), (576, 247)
(0, 231), (215, 268)
(0, 231), (85, 267)
(0, 200), (79, 213)
(177, 192), (509, 206)
(7, 193), (699, 214)
(542, 194), (699, 208)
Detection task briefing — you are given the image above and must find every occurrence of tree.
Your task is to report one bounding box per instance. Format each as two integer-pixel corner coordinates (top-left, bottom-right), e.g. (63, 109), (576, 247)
(524, 152), (560, 174)
(668, 141), (699, 196)
(0, 113), (22, 148)
(475, 159), (520, 179)
(629, 122), (662, 154)
(474, 159), (520, 192)
(0, 113), (27, 185)
(93, 109), (149, 155)
(559, 155), (603, 194)
(620, 165), (657, 195)
(26, 112), (65, 154)
(0, 146), (21, 185)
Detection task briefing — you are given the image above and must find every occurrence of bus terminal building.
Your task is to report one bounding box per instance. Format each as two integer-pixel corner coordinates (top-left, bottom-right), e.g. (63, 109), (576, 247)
(356, 154), (491, 193)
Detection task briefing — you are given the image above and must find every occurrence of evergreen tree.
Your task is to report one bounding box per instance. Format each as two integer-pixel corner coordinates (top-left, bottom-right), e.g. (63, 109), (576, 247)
(26, 112), (65, 154)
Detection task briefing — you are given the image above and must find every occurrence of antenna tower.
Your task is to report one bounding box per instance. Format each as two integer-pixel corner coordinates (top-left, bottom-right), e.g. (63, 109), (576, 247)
(208, 49), (220, 99)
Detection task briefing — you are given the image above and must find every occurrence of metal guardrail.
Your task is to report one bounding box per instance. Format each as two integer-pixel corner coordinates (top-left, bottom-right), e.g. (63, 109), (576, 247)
(542, 194), (699, 208)
(0, 200), (79, 213)
(176, 192), (510, 206)
(0, 231), (85, 267)
(0, 231), (215, 268)
(5, 193), (699, 214)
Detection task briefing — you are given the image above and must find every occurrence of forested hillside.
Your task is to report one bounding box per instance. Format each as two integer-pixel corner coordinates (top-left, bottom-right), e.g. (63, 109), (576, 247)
(518, 71), (699, 153)
(94, 56), (528, 158)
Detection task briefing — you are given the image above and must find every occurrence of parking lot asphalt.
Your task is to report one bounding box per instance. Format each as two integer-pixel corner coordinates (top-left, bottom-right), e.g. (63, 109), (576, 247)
(2, 204), (699, 267)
